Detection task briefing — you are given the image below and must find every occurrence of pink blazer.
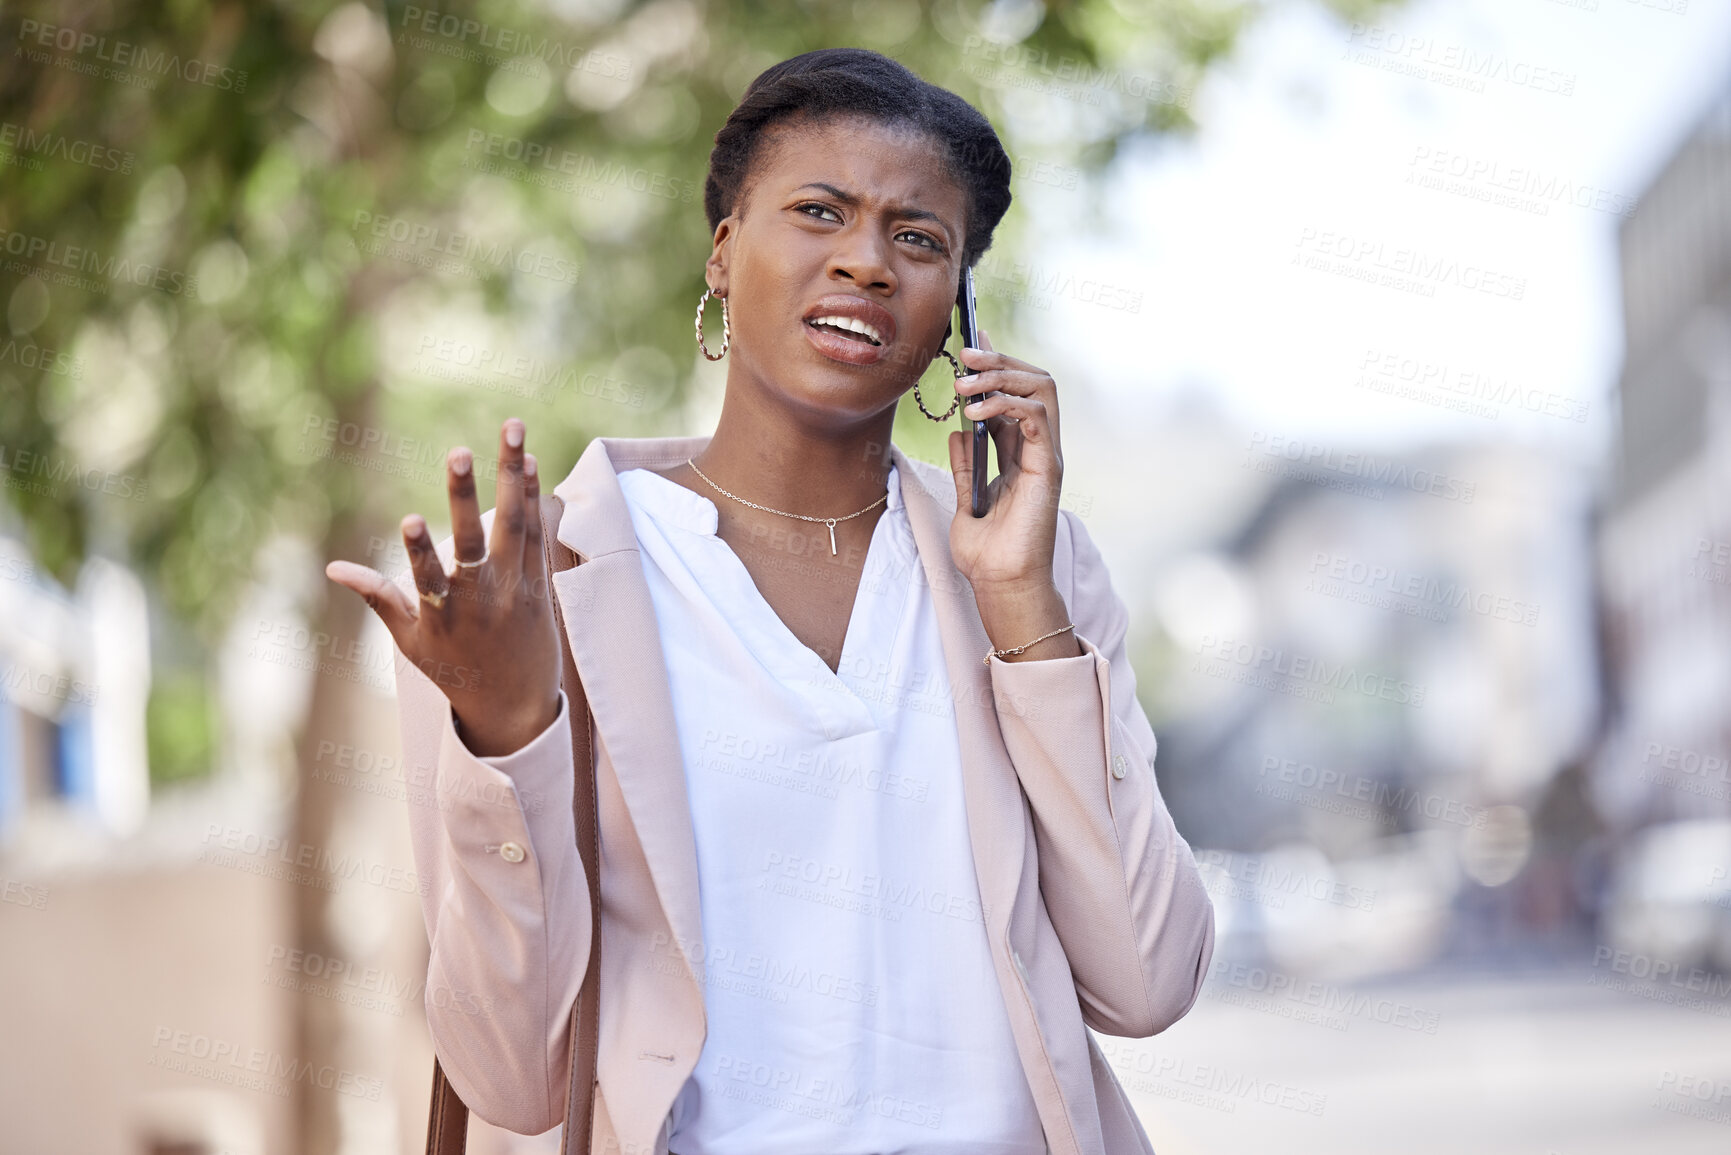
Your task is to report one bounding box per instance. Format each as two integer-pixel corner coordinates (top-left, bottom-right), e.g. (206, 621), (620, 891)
(392, 433), (1215, 1155)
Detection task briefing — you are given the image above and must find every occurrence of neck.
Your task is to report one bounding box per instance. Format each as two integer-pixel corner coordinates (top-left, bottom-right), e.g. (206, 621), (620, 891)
(693, 382), (897, 517)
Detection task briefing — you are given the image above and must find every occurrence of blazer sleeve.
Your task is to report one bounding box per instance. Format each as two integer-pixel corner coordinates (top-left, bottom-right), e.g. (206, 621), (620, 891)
(390, 512), (589, 1136)
(984, 508), (1215, 1038)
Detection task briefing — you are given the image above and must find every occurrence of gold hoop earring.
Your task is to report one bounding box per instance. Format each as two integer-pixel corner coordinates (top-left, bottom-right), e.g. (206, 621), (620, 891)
(696, 287), (730, 360)
(914, 345), (963, 421)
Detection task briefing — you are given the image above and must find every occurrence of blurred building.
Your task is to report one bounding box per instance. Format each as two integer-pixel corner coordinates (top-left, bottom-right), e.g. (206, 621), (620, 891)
(1054, 377), (1604, 978)
(1141, 443), (1598, 976)
(0, 532), (150, 844)
(1592, 76), (1731, 974)
(1594, 78), (1731, 832)
(1191, 448), (1596, 850)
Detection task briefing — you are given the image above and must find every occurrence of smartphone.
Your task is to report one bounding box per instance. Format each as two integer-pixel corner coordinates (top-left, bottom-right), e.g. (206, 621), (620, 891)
(956, 267), (991, 517)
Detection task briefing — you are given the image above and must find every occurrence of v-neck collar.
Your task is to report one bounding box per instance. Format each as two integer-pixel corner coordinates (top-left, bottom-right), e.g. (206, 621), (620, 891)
(617, 462), (913, 740)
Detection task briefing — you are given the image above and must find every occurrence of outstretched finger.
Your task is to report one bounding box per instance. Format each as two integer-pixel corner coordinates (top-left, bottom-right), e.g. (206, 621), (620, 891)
(520, 452), (550, 604)
(447, 447), (486, 569)
(402, 513), (449, 612)
(325, 559), (419, 643)
(488, 418), (529, 586)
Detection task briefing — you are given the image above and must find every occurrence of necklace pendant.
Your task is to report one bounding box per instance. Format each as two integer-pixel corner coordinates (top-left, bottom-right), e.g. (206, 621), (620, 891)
(825, 519), (838, 556)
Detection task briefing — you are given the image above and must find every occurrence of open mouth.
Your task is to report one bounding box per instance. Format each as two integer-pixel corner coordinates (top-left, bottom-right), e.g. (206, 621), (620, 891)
(800, 296), (895, 365)
(805, 315), (883, 346)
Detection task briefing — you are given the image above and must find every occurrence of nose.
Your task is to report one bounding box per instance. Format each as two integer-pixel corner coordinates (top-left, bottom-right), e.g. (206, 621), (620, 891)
(827, 223), (896, 294)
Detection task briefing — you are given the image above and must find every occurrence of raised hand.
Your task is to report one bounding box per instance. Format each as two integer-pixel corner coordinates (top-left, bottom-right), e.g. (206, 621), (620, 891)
(325, 418), (563, 757)
(945, 329), (1082, 664)
(945, 327), (1065, 592)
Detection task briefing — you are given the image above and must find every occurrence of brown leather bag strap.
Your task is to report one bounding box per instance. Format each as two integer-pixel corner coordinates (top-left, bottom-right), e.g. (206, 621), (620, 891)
(423, 492), (601, 1154)
(543, 492), (603, 1155)
(426, 1058), (468, 1155)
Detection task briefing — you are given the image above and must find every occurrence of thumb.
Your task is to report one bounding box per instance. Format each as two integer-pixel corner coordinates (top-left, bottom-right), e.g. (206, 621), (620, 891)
(326, 559), (418, 651)
(947, 429), (970, 511)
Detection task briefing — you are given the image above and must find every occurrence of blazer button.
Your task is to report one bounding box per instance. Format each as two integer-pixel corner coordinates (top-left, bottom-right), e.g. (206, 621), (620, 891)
(1111, 755), (1128, 780)
(499, 841), (527, 864)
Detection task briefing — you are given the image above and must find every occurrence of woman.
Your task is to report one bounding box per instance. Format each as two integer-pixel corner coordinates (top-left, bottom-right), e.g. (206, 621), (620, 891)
(327, 47), (1213, 1155)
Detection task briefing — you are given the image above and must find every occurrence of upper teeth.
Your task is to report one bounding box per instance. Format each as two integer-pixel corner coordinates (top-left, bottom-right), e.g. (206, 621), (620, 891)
(810, 315), (883, 345)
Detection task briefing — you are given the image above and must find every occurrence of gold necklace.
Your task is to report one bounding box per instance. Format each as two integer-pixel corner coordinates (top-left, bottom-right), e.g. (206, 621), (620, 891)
(685, 457), (888, 557)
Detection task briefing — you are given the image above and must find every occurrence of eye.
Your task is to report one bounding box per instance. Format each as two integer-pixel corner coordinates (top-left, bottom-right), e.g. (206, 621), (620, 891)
(796, 201), (841, 222)
(897, 229), (943, 252)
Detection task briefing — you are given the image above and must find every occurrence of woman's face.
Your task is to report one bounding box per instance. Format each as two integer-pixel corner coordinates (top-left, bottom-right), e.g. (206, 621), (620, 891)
(705, 113), (970, 432)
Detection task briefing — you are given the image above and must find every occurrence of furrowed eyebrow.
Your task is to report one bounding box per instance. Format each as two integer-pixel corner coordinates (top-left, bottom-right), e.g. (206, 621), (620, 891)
(792, 182), (954, 245)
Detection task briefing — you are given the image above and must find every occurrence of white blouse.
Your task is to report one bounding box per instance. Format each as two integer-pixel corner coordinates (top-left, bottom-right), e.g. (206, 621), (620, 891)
(614, 462), (1047, 1155)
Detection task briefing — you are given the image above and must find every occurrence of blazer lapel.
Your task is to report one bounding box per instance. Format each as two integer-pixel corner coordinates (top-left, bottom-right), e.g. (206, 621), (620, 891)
(549, 434), (713, 992)
(890, 444), (1028, 937)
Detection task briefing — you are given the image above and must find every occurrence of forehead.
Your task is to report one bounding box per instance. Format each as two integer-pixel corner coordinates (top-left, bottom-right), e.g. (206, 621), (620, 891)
(749, 114), (966, 212)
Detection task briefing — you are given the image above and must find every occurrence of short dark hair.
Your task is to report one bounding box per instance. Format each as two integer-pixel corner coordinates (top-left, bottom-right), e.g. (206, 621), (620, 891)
(703, 48), (1012, 269)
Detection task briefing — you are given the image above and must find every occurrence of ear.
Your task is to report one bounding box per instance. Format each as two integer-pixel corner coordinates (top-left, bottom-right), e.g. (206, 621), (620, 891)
(705, 216), (736, 296)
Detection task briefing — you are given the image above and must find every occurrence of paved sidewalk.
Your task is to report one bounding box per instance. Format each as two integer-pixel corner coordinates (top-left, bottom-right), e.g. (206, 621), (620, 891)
(1109, 963), (1731, 1155)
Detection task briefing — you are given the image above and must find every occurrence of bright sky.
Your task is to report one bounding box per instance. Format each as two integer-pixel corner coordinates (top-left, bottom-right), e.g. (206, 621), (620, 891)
(1027, 0), (1731, 463)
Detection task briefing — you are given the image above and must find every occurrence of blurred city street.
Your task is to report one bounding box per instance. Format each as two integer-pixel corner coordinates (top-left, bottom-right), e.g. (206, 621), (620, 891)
(1121, 955), (1731, 1155)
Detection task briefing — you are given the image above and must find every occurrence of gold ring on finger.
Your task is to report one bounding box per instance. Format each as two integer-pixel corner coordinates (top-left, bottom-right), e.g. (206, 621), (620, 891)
(419, 588), (447, 609)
